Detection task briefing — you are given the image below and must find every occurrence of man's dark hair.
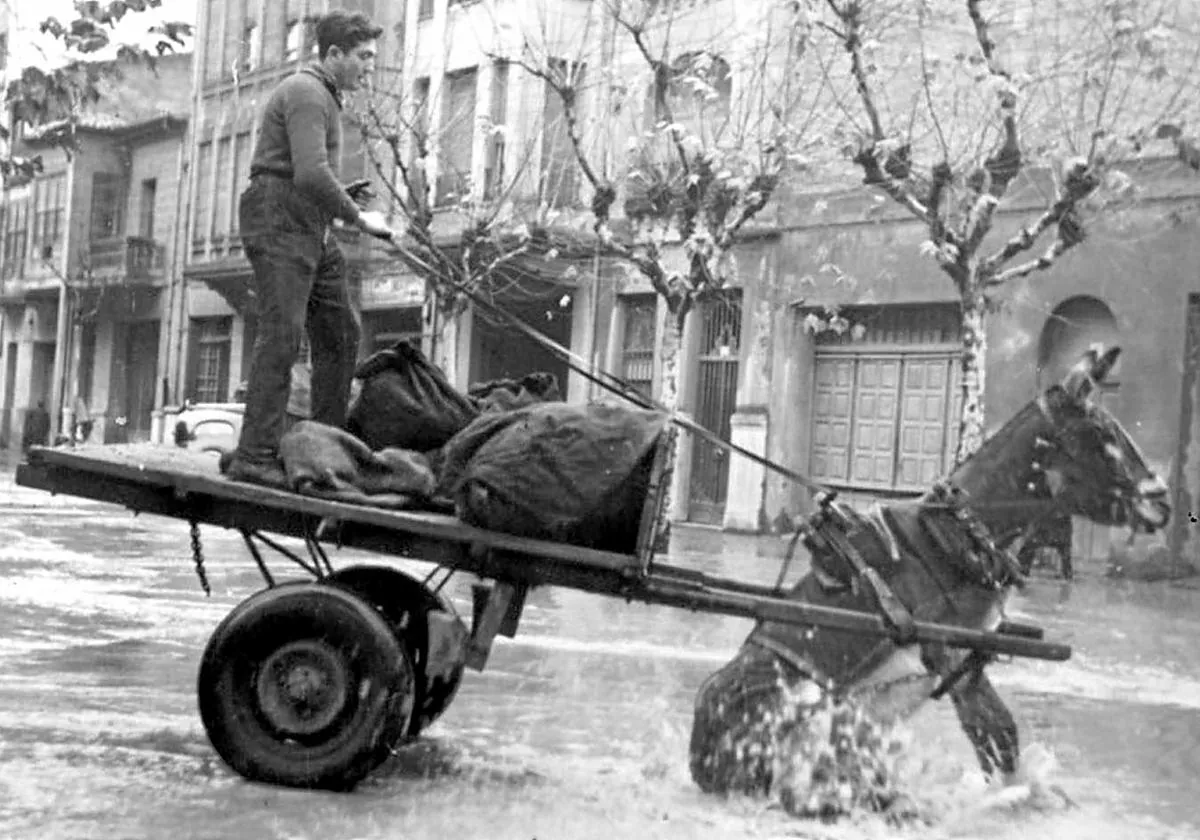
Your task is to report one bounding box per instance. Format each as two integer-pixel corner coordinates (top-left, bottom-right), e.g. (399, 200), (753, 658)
(315, 11), (383, 60)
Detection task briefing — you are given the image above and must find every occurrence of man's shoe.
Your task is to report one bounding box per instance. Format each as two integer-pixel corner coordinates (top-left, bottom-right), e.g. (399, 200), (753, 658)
(222, 454), (290, 491)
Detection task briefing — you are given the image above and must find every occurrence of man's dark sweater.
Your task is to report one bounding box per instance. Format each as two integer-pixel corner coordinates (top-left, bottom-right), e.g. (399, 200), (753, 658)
(249, 65), (361, 224)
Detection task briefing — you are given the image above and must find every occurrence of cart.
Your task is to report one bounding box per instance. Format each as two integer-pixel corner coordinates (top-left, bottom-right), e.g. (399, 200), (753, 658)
(14, 434), (1070, 790)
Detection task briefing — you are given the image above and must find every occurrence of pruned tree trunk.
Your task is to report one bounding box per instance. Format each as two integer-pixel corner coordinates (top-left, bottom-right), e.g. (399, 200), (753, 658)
(659, 308), (687, 414)
(656, 308), (689, 538)
(956, 289), (988, 463)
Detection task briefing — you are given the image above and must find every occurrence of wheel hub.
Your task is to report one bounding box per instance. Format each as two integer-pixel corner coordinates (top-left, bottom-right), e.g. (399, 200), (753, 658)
(256, 639), (351, 737)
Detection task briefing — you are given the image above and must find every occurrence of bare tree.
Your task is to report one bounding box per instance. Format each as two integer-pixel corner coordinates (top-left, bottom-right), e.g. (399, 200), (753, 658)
(491, 0), (821, 411)
(354, 38), (612, 374)
(806, 0), (1200, 459)
(3, 0), (191, 179)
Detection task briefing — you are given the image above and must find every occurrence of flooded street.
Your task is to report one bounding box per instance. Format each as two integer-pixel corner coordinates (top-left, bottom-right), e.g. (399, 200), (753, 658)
(0, 479), (1198, 840)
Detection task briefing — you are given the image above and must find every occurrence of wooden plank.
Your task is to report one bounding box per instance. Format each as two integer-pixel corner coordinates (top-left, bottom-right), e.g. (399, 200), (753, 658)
(638, 576), (1072, 662)
(16, 445), (1073, 661)
(465, 581), (519, 671)
(634, 427), (674, 571)
(19, 444), (641, 574)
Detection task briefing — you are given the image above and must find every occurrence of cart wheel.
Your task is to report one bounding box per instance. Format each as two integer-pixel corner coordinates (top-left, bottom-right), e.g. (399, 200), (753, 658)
(325, 566), (467, 738)
(197, 582), (416, 790)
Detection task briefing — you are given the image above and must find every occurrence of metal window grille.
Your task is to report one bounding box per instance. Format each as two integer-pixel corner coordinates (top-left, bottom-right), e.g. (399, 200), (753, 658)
(620, 294), (657, 398)
(194, 318), (232, 403)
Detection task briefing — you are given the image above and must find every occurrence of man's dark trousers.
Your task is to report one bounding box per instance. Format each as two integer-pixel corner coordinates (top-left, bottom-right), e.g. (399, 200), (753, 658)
(235, 174), (361, 463)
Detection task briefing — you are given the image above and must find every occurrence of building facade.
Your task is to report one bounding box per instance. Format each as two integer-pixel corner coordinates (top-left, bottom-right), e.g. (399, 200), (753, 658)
(185, 0), (487, 417)
(727, 161), (1200, 569)
(53, 0), (1194, 567)
(0, 54), (191, 451)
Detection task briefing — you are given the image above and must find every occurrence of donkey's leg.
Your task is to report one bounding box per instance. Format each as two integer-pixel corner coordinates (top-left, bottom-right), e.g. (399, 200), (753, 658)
(948, 667), (1020, 778)
(689, 643), (820, 797)
(923, 644), (1019, 778)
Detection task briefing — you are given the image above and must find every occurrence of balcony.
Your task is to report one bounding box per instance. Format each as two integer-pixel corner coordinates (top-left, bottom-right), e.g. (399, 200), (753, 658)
(88, 236), (166, 283)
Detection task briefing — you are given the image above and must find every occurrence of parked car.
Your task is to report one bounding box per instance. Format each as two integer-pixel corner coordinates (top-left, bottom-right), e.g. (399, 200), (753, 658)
(173, 400), (244, 456)
(173, 364), (315, 456)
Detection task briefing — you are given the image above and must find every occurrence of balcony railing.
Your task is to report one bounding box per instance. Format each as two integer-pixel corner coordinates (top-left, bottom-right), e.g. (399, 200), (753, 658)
(88, 236), (166, 282)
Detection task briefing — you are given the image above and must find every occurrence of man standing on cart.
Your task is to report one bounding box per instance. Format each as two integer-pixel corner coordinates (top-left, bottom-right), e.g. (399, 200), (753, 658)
(222, 10), (399, 488)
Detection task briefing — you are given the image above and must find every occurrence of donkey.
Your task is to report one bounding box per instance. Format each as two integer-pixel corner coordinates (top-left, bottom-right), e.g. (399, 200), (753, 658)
(689, 346), (1171, 812)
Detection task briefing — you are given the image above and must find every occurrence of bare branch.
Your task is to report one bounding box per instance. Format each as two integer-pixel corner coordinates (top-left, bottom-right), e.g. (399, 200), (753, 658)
(505, 52), (605, 191)
(965, 0), (1005, 78)
(618, 13), (691, 177)
(853, 141), (931, 221)
(468, 240), (533, 288)
(986, 234), (1074, 286)
(982, 159), (1100, 276)
(916, 5), (950, 163)
(827, 0), (931, 224)
(830, 0), (884, 139)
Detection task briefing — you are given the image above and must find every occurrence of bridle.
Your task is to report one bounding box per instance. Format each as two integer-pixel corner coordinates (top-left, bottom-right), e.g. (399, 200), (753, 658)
(1035, 390), (1155, 529)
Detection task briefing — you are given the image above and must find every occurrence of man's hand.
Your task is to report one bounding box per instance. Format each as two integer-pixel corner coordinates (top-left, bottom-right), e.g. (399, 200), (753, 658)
(345, 178), (375, 210)
(355, 209), (399, 241)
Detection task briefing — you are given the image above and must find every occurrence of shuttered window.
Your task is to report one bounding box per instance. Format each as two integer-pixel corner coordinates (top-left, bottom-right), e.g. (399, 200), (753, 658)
(192, 317), (233, 403)
(437, 68), (477, 205)
(809, 305), (962, 493)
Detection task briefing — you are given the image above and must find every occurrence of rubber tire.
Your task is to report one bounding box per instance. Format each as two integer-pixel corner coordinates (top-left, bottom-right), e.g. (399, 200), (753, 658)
(325, 566), (466, 738)
(197, 582), (415, 790)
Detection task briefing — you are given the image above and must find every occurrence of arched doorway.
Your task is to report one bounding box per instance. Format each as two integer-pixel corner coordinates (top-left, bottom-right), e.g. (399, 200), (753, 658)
(1037, 295), (1120, 390)
(1035, 295), (1121, 570)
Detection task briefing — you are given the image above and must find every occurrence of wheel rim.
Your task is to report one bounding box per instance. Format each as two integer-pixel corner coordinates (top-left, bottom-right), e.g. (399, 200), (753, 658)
(255, 639), (352, 738)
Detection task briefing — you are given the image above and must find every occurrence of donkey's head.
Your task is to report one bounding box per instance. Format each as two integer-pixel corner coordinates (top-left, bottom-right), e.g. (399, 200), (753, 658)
(1034, 346), (1170, 532)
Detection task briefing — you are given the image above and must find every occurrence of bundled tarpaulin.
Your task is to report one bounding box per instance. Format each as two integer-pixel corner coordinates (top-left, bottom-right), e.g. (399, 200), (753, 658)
(345, 340), (563, 452)
(468, 373), (562, 414)
(278, 420), (436, 509)
(345, 341), (480, 452)
(439, 402), (669, 553)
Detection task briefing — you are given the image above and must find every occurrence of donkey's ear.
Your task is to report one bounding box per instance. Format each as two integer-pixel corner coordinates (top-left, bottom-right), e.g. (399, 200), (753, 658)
(1091, 346), (1121, 384)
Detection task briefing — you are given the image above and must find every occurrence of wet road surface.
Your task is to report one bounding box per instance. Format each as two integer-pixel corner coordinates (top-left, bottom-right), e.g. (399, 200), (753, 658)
(1, 478), (1198, 840)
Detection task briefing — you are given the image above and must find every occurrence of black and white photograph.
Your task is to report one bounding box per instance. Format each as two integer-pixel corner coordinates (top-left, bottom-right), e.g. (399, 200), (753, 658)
(0, 0), (1197, 837)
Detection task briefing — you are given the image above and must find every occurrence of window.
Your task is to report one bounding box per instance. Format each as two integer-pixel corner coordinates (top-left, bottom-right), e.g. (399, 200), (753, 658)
(412, 76), (431, 150)
(192, 317), (233, 402)
(483, 60), (508, 200)
(808, 305), (962, 493)
(418, 0), (435, 21)
(242, 21), (261, 72)
(284, 19), (302, 62)
(408, 77), (431, 195)
(31, 173), (66, 263)
(0, 33), (8, 72)
(212, 136), (233, 242)
(305, 15), (319, 58)
(138, 178), (157, 239)
(230, 132), (251, 235)
(540, 59), (584, 207)
(202, 0), (224, 81)
(620, 294), (657, 398)
(651, 51), (732, 142)
(89, 173), (125, 242)
(363, 308), (423, 354)
(392, 21), (406, 69)
(78, 324), (97, 408)
(1, 195), (28, 280)
(192, 141), (213, 254)
(437, 68), (477, 205)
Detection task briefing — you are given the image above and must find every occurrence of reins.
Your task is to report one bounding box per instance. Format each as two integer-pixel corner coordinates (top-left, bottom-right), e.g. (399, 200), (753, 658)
(376, 235), (1114, 521)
